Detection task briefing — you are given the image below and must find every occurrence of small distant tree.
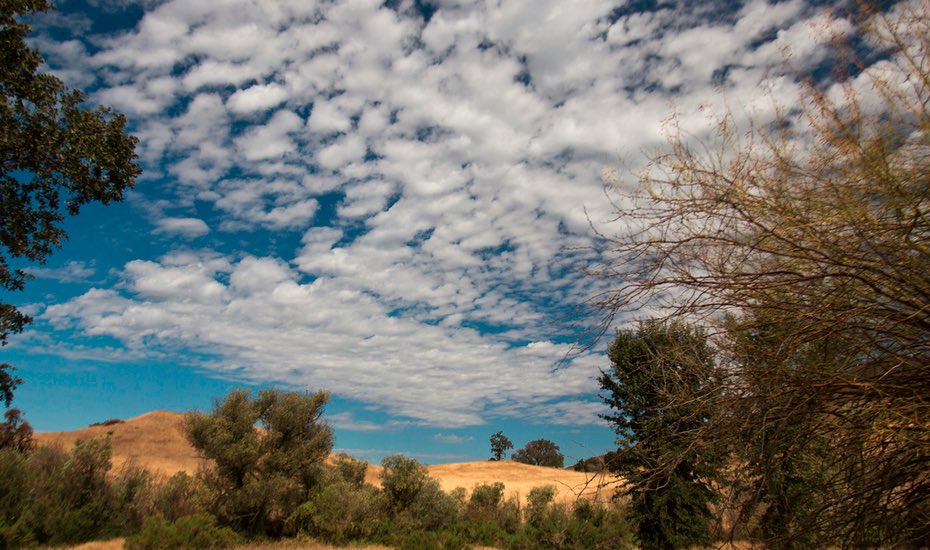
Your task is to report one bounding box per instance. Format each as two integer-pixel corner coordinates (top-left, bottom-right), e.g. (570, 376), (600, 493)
(489, 431), (513, 461)
(185, 389), (332, 536)
(512, 439), (564, 468)
(599, 319), (721, 550)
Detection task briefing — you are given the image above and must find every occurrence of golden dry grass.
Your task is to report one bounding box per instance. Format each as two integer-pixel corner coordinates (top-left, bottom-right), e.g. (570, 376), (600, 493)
(35, 411), (617, 505)
(426, 460), (616, 505)
(35, 411), (207, 476)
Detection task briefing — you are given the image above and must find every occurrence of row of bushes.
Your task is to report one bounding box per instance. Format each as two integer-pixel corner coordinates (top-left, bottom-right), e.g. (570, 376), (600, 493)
(0, 436), (632, 549)
(287, 453), (633, 549)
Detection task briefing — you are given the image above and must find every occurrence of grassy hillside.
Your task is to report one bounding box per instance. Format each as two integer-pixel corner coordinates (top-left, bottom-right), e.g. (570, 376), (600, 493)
(35, 411), (615, 504)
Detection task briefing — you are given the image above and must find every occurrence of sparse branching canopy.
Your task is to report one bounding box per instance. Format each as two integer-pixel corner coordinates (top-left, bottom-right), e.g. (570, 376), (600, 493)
(590, 3), (930, 546)
(511, 439), (564, 468)
(488, 431), (513, 461)
(0, 0), (140, 347)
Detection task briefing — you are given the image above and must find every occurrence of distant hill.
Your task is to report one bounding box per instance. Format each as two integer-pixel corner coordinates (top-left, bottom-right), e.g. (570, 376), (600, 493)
(35, 411), (616, 504)
(35, 411), (206, 476)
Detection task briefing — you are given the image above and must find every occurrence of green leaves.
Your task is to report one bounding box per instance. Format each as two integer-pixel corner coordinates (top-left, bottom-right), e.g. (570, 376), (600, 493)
(0, 0), (140, 348)
(600, 320), (721, 550)
(184, 389), (333, 537)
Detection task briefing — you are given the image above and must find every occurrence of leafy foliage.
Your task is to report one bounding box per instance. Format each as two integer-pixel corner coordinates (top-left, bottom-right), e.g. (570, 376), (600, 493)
(0, 0), (140, 350)
(379, 454), (433, 512)
(0, 409), (31, 453)
(600, 319), (721, 550)
(0, 365), (19, 409)
(125, 513), (240, 550)
(512, 439), (564, 468)
(185, 389), (332, 537)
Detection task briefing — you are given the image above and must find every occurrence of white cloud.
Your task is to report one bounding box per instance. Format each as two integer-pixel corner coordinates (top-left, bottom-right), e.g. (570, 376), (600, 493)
(154, 217), (210, 238)
(433, 433), (473, 444)
(235, 109), (304, 161)
(27, 261), (97, 283)
(227, 83), (289, 114)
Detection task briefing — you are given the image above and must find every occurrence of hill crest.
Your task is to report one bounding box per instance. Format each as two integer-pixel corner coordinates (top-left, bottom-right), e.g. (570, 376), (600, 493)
(35, 411), (614, 504)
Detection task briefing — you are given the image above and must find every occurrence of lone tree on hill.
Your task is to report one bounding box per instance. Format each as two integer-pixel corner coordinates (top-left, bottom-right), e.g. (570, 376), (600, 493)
(512, 439), (564, 468)
(0, 0), (140, 407)
(488, 431), (513, 461)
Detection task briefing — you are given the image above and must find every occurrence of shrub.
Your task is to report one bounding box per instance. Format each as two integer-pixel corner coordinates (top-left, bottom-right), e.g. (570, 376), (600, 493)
(379, 454), (431, 512)
(468, 482), (505, 511)
(525, 485), (556, 527)
(110, 463), (155, 534)
(125, 513), (240, 550)
(152, 472), (208, 522)
(331, 451), (368, 488)
(185, 389), (332, 536)
(288, 480), (384, 544)
(404, 479), (462, 531)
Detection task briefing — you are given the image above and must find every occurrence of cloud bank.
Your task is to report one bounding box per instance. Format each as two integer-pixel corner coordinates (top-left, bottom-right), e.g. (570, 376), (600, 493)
(31, 0), (860, 427)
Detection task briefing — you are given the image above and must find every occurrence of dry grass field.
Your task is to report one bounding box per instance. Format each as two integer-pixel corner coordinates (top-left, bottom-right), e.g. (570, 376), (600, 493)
(35, 411), (616, 506)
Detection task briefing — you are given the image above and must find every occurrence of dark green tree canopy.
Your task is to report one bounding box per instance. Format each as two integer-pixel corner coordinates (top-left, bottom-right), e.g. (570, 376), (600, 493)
(488, 430), (512, 461)
(0, 0), (140, 346)
(511, 438), (563, 468)
(599, 319), (721, 550)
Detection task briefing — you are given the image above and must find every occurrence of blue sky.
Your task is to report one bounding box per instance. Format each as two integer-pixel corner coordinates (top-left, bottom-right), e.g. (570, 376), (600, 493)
(3, 0), (875, 464)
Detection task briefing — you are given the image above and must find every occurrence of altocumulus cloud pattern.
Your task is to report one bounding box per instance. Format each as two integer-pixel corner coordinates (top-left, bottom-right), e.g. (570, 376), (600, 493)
(21, 0), (863, 428)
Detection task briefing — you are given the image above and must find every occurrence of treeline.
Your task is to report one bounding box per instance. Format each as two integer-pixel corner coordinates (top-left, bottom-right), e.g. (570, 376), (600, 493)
(0, 389), (633, 550)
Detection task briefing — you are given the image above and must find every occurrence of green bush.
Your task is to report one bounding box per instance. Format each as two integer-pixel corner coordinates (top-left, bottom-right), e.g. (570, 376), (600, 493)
(288, 480), (384, 544)
(525, 485), (556, 527)
(404, 479), (462, 531)
(152, 472), (208, 522)
(522, 499), (634, 550)
(379, 454), (432, 512)
(185, 389), (333, 536)
(125, 513), (240, 550)
(110, 463), (155, 534)
(331, 452), (368, 487)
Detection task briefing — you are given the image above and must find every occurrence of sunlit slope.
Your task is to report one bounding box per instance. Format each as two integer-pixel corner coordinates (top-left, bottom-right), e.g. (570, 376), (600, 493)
(34, 411), (206, 476)
(35, 411), (616, 504)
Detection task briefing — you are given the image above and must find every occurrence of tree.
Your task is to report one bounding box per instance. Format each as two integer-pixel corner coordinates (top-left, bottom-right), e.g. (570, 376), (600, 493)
(599, 319), (721, 550)
(0, 0), (140, 350)
(588, 3), (930, 546)
(0, 408), (32, 453)
(488, 431), (513, 461)
(511, 439), (564, 468)
(0, 364), (20, 408)
(185, 389), (333, 536)
(0, 365), (32, 453)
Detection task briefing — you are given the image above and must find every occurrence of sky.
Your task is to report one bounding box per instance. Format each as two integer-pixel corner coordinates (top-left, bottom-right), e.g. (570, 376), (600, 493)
(2, 0), (876, 464)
